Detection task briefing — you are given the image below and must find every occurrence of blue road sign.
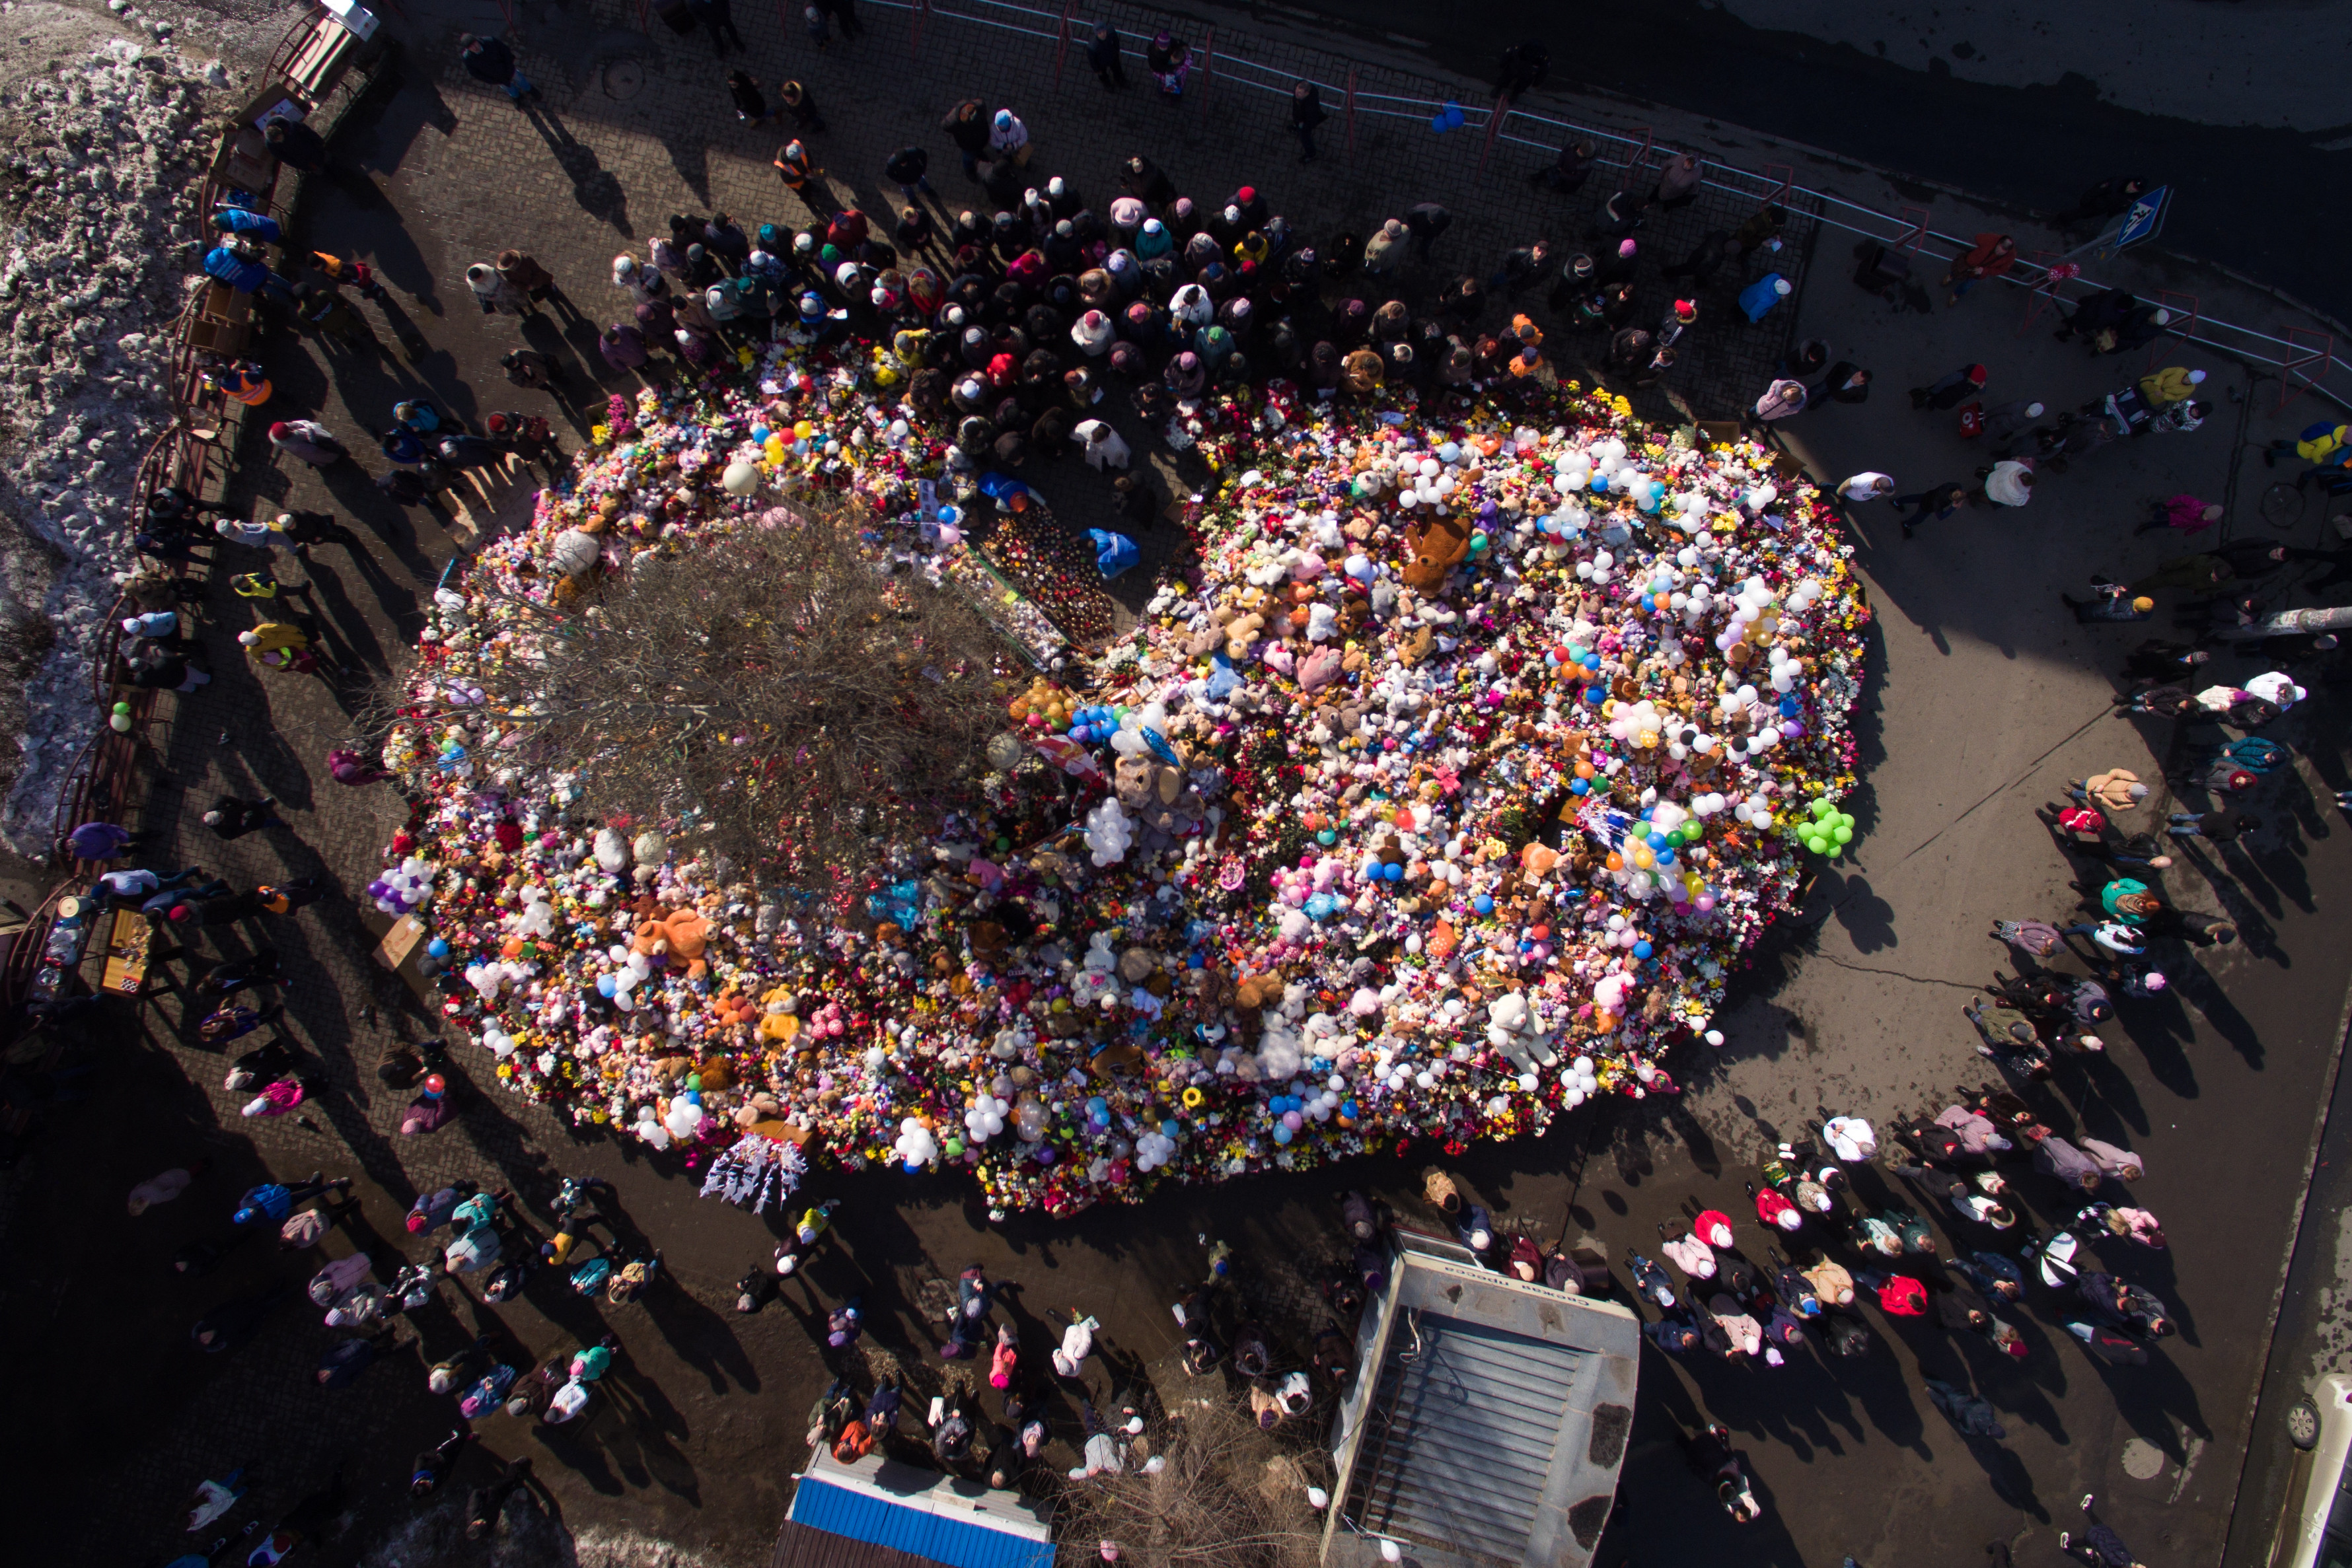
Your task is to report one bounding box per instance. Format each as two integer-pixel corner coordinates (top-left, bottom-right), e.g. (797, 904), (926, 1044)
(2114, 186), (2170, 249)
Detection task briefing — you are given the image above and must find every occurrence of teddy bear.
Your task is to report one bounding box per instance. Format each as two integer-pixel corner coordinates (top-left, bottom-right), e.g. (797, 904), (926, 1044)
(1399, 510), (1471, 592)
(632, 906), (711, 980)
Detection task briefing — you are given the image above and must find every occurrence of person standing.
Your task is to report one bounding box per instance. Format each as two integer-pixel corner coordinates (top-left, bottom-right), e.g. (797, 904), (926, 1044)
(1737, 273), (1791, 322)
(1974, 458), (2036, 509)
(1653, 152), (1704, 209)
(1941, 233), (2018, 304)
(1839, 472), (1895, 503)
(2061, 1493), (2149, 1568)
(1491, 237), (1556, 297)
(942, 98), (990, 180)
(883, 145), (934, 203)
(459, 32), (536, 103)
(1748, 378), (1808, 425)
(725, 69), (775, 125)
(1086, 22), (1128, 88)
(1290, 81), (1327, 163)
(778, 79), (826, 133)
(689, 0), (746, 55)
(1531, 138), (1600, 195)
(1404, 201), (1452, 263)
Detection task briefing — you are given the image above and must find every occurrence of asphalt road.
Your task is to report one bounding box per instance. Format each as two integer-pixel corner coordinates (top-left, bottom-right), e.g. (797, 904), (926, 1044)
(1254, 0), (2352, 322)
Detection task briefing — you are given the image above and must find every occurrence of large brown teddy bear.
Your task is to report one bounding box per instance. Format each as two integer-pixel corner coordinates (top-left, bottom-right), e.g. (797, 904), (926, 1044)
(632, 907), (711, 980)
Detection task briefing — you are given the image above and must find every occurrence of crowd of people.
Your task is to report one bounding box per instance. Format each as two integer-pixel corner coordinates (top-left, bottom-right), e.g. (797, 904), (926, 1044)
(71, 16), (2345, 1565)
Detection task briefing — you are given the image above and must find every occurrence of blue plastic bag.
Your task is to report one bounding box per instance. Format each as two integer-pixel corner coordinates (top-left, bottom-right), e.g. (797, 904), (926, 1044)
(1087, 529), (1138, 579)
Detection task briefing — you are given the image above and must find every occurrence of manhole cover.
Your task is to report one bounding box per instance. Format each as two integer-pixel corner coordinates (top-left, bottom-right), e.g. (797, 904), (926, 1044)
(2120, 1438), (2166, 1479)
(602, 58), (643, 100)
(2260, 481), (2304, 532)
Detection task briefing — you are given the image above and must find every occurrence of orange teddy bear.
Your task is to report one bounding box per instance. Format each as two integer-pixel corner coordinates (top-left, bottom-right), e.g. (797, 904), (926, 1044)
(631, 906), (711, 980)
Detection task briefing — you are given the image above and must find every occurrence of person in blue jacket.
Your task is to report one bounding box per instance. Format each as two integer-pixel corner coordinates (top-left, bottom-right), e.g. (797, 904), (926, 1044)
(202, 242), (295, 301)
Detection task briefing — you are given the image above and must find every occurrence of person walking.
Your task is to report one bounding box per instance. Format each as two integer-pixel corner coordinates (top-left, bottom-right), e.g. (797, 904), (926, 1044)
(1839, 472), (1895, 503)
(465, 263), (530, 316)
(2061, 1493), (2150, 1567)
(459, 32), (536, 103)
(2137, 493), (2223, 535)
(1941, 232), (2018, 304)
(1290, 81), (1327, 162)
(1747, 377), (1808, 425)
(2169, 806), (2258, 843)
(2061, 583), (2152, 624)
(268, 419), (346, 468)
(1892, 481), (1967, 538)
(1086, 22), (1128, 88)
(1911, 364), (1987, 410)
(1806, 361), (1871, 411)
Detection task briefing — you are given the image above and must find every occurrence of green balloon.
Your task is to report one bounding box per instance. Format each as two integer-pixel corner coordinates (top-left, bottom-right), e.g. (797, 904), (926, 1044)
(1802, 834), (1825, 854)
(1833, 825), (1853, 843)
(1838, 812), (1856, 829)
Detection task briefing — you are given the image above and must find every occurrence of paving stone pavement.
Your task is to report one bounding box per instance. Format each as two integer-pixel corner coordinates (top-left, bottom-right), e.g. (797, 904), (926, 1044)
(22, 3), (2324, 1565)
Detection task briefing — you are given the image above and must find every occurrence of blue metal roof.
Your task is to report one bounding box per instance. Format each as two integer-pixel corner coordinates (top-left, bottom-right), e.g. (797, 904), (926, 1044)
(788, 1476), (1054, 1568)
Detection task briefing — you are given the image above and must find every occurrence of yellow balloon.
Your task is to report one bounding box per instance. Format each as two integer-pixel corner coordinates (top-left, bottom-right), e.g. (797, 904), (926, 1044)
(1631, 846), (1654, 870)
(793, 421), (814, 441)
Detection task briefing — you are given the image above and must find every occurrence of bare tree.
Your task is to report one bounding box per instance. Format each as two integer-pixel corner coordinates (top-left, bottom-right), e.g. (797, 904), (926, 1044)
(389, 499), (1009, 891)
(1054, 1392), (1328, 1568)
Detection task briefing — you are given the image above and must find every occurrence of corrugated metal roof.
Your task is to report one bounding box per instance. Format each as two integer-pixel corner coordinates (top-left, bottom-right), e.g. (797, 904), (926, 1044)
(1347, 1314), (1586, 1564)
(770, 1520), (942, 1568)
(788, 1476), (1053, 1568)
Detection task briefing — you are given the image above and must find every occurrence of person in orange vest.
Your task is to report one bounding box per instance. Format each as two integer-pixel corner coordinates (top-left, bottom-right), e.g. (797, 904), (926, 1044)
(203, 357), (271, 407)
(311, 250), (387, 301)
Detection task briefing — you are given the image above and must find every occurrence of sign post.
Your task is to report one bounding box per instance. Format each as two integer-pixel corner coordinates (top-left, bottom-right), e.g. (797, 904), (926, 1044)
(2066, 184), (2169, 262)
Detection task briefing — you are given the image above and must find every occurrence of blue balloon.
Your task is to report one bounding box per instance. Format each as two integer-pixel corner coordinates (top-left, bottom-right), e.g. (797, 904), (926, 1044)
(1586, 686), (1607, 704)
(1569, 777), (1590, 795)
(1654, 846), (1675, 865)
(1474, 895), (1495, 914)
(1273, 1123), (1294, 1145)
(1633, 941), (1654, 958)
(427, 938), (451, 958)
(1341, 1100), (1360, 1119)
(1383, 861), (1404, 881)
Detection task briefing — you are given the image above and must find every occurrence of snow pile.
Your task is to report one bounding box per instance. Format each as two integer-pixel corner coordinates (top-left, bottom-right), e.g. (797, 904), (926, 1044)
(0, 35), (213, 852)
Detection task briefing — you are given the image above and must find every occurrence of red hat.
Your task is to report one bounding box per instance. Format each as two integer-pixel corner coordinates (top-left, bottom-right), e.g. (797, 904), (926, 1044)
(1673, 299), (1697, 321)
(268, 421), (291, 439)
(1967, 365), (1988, 384)
(167, 906), (191, 922)
(486, 413), (511, 434)
(1236, 186), (1256, 203)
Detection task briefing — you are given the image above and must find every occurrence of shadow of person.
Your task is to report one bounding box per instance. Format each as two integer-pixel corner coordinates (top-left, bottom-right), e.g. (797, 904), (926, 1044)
(522, 102), (632, 232)
(1827, 869), (1898, 953)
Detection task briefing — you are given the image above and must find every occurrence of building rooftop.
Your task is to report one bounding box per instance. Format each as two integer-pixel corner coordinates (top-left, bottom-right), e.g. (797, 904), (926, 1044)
(1323, 1227), (1642, 1568)
(783, 1446), (1054, 1568)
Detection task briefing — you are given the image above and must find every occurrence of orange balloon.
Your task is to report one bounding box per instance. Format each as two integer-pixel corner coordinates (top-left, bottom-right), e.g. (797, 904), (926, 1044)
(1574, 761), (1596, 779)
(1605, 852), (1624, 872)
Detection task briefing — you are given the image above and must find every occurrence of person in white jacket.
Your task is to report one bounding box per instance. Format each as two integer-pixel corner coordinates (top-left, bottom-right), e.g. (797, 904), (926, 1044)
(1074, 419), (1130, 471)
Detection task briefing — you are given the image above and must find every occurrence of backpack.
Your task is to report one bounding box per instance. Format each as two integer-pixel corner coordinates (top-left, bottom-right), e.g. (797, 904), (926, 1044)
(570, 1256), (613, 1296)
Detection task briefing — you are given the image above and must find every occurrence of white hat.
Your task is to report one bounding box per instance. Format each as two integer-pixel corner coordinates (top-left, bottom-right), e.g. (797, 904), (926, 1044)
(2025, 402), (2045, 417)
(2187, 369), (2207, 382)
(2153, 308), (2172, 325)
(1773, 278), (1791, 295)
